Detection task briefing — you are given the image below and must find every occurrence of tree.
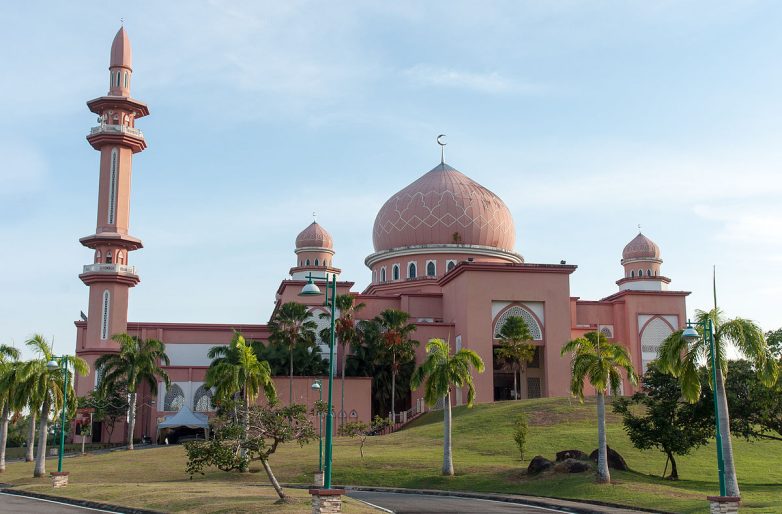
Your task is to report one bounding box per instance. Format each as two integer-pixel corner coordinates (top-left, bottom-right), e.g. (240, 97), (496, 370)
(185, 403), (315, 502)
(495, 316), (536, 400)
(25, 334), (88, 477)
(95, 334), (170, 450)
(79, 386), (130, 444)
(253, 340), (327, 377)
(658, 308), (778, 497)
(338, 416), (392, 458)
(268, 302), (317, 404)
(376, 309), (418, 419)
(724, 359), (782, 442)
(0, 344), (22, 472)
(410, 338), (485, 476)
(613, 362), (713, 480)
(513, 411), (529, 461)
(766, 328), (782, 359)
(561, 331), (638, 484)
(320, 294), (365, 428)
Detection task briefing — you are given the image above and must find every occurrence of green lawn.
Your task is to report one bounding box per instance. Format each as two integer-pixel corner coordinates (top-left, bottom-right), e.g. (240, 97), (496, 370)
(1, 398), (779, 513)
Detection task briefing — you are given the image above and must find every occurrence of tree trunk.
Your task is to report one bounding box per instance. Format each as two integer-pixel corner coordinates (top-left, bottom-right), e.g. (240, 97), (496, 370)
(25, 411), (35, 462)
(595, 391), (610, 484)
(289, 347), (294, 405)
(442, 391), (454, 476)
(127, 391), (137, 450)
(0, 403), (9, 472)
(667, 451), (679, 480)
(715, 365), (740, 496)
(34, 396), (50, 478)
(341, 343), (346, 430)
(512, 367), (518, 400)
(390, 357), (396, 422)
(261, 458), (286, 500)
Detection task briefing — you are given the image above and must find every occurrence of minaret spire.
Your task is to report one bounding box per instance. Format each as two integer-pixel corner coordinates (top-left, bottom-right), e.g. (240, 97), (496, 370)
(109, 26), (132, 97)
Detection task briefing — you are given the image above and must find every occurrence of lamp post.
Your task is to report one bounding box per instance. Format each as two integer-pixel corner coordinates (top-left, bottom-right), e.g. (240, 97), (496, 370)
(682, 319), (726, 497)
(299, 273), (337, 489)
(311, 380), (323, 471)
(46, 356), (70, 474)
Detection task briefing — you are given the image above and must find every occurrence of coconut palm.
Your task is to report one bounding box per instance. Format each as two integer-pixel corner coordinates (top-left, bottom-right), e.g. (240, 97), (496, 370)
(94, 334), (170, 450)
(561, 331), (638, 484)
(25, 334), (88, 477)
(375, 309), (418, 420)
(0, 344), (22, 472)
(268, 302), (317, 404)
(658, 308), (778, 497)
(410, 338), (485, 475)
(495, 316), (536, 400)
(320, 294), (365, 427)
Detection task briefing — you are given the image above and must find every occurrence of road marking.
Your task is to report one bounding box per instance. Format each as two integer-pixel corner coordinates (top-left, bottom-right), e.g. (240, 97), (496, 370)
(347, 494), (395, 513)
(350, 491), (575, 514)
(0, 492), (120, 513)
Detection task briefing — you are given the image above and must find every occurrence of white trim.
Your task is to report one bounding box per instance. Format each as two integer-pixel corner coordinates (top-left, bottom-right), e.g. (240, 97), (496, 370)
(100, 290), (110, 340)
(426, 259), (437, 277)
(407, 261), (417, 279)
(294, 247), (335, 256)
(108, 148), (118, 225)
(392, 263), (400, 281)
(365, 243), (523, 267)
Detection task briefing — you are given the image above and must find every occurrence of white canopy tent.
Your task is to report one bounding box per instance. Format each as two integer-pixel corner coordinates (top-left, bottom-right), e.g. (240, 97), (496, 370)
(156, 406), (209, 442)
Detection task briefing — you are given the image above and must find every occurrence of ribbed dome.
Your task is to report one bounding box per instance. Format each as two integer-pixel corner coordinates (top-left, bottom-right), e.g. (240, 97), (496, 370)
(372, 163), (516, 252)
(110, 26), (132, 70)
(622, 232), (660, 260)
(296, 221), (333, 249)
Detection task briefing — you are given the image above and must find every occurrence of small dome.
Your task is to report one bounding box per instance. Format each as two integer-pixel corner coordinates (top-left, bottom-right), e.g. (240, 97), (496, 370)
(110, 26), (132, 70)
(622, 232), (660, 260)
(296, 221), (333, 249)
(373, 163), (516, 252)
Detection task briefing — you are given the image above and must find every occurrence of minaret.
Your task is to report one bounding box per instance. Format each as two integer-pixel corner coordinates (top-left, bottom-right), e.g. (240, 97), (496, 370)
(79, 27), (149, 349)
(616, 232), (671, 291)
(290, 221), (341, 281)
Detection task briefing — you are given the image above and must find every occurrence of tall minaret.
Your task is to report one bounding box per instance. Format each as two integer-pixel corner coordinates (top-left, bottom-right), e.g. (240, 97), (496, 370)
(79, 27), (149, 349)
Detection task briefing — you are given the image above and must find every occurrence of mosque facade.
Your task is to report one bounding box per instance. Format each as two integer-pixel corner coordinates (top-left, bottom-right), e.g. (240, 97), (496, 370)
(72, 28), (689, 443)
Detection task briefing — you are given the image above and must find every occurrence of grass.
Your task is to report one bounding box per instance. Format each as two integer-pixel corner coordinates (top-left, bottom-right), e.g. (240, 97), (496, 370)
(2, 397), (780, 513)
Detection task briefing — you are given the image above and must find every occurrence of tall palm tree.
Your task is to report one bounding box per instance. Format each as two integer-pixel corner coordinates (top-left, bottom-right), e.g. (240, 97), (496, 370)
(25, 334), (88, 477)
(375, 309), (418, 420)
(658, 308), (778, 497)
(561, 331), (638, 484)
(495, 316), (536, 400)
(0, 344), (22, 472)
(320, 294), (365, 427)
(95, 334), (170, 450)
(410, 338), (485, 476)
(269, 302), (317, 404)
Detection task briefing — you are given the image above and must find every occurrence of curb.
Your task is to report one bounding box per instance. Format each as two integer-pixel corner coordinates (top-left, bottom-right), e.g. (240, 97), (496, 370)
(0, 488), (165, 514)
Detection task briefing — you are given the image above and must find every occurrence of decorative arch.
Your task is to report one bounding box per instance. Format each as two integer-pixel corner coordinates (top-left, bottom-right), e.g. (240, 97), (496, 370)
(639, 315), (675, 371)
(493, 304), (543, 341)
(193, 385), (213, 412)
(164, 384), (185, 411)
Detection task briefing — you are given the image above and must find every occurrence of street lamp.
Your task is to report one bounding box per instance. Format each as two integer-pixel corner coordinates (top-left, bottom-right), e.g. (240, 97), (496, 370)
(311, 380), (323, 472)
(299, 272), (337, 488)
(683, 318), (726, 497)
(46, 356), (70, 474)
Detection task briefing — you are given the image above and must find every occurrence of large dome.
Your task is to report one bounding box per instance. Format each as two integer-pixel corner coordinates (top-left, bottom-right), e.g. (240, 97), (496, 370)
(622, 232), (660, 261)
(296, 221), (333, 249)
(372, 163), (516, 252)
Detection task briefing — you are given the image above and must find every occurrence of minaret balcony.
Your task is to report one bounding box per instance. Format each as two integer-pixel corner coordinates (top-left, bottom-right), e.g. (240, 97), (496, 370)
(86, 123), (147, 153)
(89, 123), (144, 138)
(83, 263), (137, 275)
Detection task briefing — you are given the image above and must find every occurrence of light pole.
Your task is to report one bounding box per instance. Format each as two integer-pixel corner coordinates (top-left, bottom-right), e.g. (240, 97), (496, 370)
(299, 272), (337, 488)
(46, 356), (70, 474)
(682, 319), (726, 497)
(311, 380), (323, 472)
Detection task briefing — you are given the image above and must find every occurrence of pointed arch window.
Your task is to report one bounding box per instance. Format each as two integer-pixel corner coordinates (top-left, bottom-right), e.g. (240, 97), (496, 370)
(493, 306), (543, 340)
(380, 267), (387, 283)
(647, 269), (652, 277)
(193, 385), (213, 412)
(447, 260), (456, 272)
(315, 258), (320, 266)
(630, 270), (635, 278)
(164, 384), (185, 411)
(408, 262), (417, 279)
(392, 264), (400, 281)
(100, 290), (110, 340)
(105, 251), (113, 264)
(306, 259), (311, 266)
(108, 148), (118, 224)
(426, 261), (436, 277)
(638, 268), (644, 277)
(123, 72), (128, 88)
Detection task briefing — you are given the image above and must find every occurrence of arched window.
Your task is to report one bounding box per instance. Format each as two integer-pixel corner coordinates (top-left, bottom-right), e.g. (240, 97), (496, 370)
(100, 290), (110, 340)
(408, 262), (417, 279)
(306, 259), (310, 266)
(638, 269), (643, 278)
(105, 251), (113, 264)
(193, 385), (213, 412)
(647, 269), (652, 277)
(447, 260), (456, 272)
(95, 250), (101, 262)
(630, 270), (635, 278)
(108, 148), (118, 224)
(164, 384), (185, 411)
(393, 264), (400, 281)
(123, 72), (128, 88)
(380, 267), (386, 282)
(654, 270), (658, 276)
(315, 258), (320, 266)
(324, 259), (328, 267)
(118, 251), (125, 265)
(426, 261), (436, 277)
(493, 306), (543, 340)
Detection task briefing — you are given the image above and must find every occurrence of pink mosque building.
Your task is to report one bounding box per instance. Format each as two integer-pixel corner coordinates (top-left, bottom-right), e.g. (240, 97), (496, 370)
(73, 28), (689, 443)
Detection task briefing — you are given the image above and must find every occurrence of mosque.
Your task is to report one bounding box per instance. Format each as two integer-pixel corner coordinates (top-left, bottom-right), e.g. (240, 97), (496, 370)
(73, 28), (689, 443)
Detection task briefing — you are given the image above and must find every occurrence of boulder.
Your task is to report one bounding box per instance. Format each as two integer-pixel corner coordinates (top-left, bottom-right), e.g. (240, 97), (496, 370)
(554, 458), (592, 473)
(527, 455), (554, 475)
(589, 446), (629, 471)
(555, 449), (588, 462)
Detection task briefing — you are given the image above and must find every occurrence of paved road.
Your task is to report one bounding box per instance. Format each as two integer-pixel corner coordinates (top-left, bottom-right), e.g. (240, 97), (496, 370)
(0, 493), (117, 513)
(348, 491), (572, 514)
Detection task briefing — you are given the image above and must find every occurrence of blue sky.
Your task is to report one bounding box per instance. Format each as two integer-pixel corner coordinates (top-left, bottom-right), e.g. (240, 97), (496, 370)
(2, 1), (781, 359)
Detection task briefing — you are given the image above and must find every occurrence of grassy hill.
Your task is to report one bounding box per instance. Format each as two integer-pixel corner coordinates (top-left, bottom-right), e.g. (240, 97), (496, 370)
(2, 397), (780, 513)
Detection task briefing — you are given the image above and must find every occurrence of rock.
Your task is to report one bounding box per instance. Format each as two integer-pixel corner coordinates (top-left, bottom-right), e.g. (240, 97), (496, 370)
(527, 455), (554, 474)
(589, 446), (629, 471)
(555, 449), (588, 462)
(554, 458), (592, 473)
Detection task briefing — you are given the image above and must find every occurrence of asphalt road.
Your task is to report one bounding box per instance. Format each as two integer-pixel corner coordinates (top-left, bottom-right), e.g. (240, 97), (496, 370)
(0, 493), (117, 513)
(348, 491), (572, 514)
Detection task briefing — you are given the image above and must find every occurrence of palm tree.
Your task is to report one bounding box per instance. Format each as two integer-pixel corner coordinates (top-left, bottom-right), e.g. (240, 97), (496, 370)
(561, 331), (638, 484)
(94, 334), (170, 450)
(658, 308), (778, 497)
(0, 344), (22, 472)
(320, 294), (365, 427)
(375, 309), (418, 420)
(495, 316), (536, 400)
(269, 302), (317, 404)
(25, 334), (88, 477)
(410, 338), (485, 475)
